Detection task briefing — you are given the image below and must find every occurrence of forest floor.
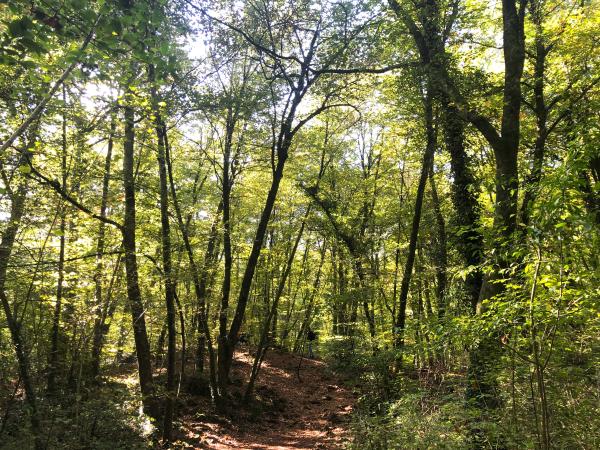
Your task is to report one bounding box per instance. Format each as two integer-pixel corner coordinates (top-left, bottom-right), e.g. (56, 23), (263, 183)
(175, 347), (356, 449)
(0, 347), (356, 449)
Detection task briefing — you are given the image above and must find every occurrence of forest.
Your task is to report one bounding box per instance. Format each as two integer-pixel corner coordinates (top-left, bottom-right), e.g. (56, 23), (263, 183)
(0, 0), (598, 448)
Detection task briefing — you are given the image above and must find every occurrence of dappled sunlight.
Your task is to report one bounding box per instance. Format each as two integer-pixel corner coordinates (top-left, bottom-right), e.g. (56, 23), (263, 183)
(174, 348), (355, 449)
(0, 0), (597, 448)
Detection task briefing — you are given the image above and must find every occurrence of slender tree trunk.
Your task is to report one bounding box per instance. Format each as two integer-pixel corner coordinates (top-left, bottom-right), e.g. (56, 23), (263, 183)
(174, 291), (186, 381)
(193, 205), (221, 377)
(428, 164), (447, 318)
(90, 117), (116, 379)
(91, 254), (122, 377)
(245, 206), (311, 401)
(217, 111), (235, 397)
(151, 94), (177, 440)
(293, 244), (326, 353)
(0, 180), (44, 450)
(353, 259), (376, 339)
(155, 318), (167, 362)
(331, 247), (340, 336)
(218, 62), (323, 384)
(281, 240), (309, 345)
(163, 126), (220, 403)
(307, 194), (377, 338)
(391, 224), (401, 324)
(121, 101), (157, 417)
(394, 85), (436, 351)
(222, 151), (288, 379)
(413, 279), (423, 368)
(48, 89), (68, 393)
(115, 304), (128, 363)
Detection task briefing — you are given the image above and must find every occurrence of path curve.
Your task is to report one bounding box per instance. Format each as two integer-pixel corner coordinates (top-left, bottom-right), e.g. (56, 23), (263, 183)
(179, 348), (355, 449)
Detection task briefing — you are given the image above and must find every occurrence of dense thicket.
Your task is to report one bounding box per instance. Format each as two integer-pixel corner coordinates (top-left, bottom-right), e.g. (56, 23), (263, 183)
(0, 0), (598, 448)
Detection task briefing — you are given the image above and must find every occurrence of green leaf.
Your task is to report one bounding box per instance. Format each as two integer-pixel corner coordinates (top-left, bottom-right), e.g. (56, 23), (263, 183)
(8, 17), (33, 38)
(17, 164), (31, 174)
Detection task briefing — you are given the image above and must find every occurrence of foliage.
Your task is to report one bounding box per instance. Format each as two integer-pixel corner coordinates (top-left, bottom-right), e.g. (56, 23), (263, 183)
(0, 0), (598, 448)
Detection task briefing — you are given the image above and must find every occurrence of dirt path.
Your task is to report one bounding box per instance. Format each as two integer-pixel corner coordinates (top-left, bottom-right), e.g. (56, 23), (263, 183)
(178, 348), (355, 449)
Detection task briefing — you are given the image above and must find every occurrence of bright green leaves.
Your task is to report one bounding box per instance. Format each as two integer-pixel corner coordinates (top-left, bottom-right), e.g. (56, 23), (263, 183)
(0, 14), (48, 64)
(7, 15), (32, 37)
(17, 164), (31, 174)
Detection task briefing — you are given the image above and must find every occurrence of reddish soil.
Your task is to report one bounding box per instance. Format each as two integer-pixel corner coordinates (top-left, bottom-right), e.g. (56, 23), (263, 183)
(177, 348), (355, 449)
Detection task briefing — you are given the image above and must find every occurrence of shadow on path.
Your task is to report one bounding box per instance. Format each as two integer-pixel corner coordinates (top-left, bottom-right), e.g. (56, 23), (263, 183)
(179, 349), (356, 449)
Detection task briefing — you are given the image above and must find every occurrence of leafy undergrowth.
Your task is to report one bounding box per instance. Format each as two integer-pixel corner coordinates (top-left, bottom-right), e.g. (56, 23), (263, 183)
(321, 336), (600, 450)
(320, 338), (473, 449)
(0, 348), (356, 449)
(349, 368), (473, 450)
(1, 368), (152, 449)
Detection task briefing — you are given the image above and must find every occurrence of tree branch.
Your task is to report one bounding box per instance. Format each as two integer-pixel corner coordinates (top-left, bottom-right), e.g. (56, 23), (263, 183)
(0, 16), (100, 155)
(314, 61), (417, 75)
(25, 157), (123, 231)
(182, 0), (303, 65)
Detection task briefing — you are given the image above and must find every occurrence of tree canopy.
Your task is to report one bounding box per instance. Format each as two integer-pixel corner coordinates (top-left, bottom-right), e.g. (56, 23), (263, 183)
(0, 0), (598, 448)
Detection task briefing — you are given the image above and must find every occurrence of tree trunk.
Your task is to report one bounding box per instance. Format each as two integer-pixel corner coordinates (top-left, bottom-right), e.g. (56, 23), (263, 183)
(428, 164), (447, 318)
(47, 89), (68, 393)
(163, 126), (220, 403)
(354, 258), (376, 339)
(217, 110), (235, 398)
(222, 152), (288, 380)
(520, 0), (547, 228)
(466, 0), (526, 419)
(121, 101), (157, 417)
(0, 179), (44, 450)
(441, 102), (483, 312)
(245, 206), (311, 401)
(293, 244), (326, 353)
(394, 85), (436, 351)
(91, 254), (122, 378)
(152, 96), (177, 441)
(90, 117), (116, 379)
(174, 290), (186, 381)
(281, 242), (309, 345)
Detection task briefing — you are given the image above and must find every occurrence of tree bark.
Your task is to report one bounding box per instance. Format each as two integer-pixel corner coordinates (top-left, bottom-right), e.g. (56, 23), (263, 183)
(221, 151), (288, 380)
(121, 101), (157, 417)
(47, 87), (68, 393)
(90, 117), (116, 379)
(293, 244), (327, 353)
(245, 205), (311, 401)
(217, 109), (235, 397)
(466, 1), (526, 415)
(0, 179), (44, 450)
(520, 0), (547, 228)
(151, 93), (177, 441)
(390, 0), (526, 411)
(428, 164), (447, 318)
(441, 103), (483, 312)
(163, 126), (220, 403)
(394, 85), (436, 351)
